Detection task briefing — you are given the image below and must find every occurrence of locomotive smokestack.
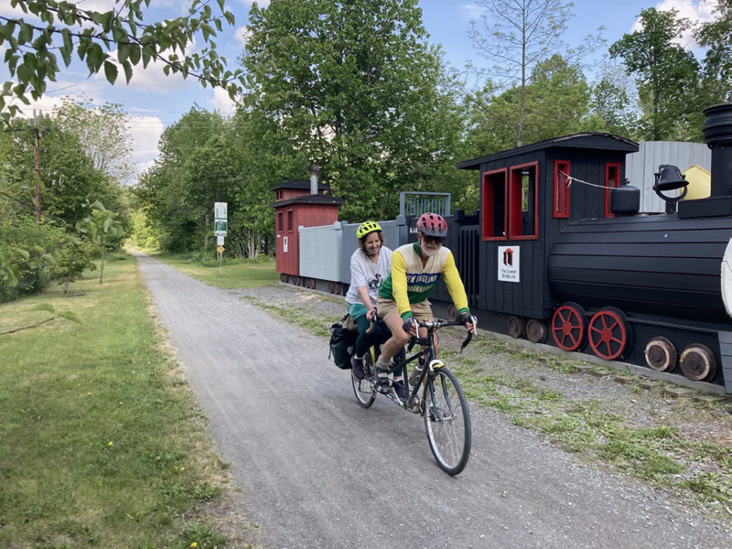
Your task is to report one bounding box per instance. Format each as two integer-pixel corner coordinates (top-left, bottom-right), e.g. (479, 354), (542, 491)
(703, 102), (732, 197)
(309, 164), (320, 195)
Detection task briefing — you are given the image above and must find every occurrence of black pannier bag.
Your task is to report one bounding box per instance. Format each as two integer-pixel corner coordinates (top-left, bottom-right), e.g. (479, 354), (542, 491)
(329, 317), (358, 370)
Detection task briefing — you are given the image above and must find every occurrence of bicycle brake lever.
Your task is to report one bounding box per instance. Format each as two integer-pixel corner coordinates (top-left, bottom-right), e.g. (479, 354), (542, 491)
(460, 331), (473, 354)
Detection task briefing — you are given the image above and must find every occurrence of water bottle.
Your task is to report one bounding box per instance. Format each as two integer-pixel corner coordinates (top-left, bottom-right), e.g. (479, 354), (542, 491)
(409, 359), (425, 387)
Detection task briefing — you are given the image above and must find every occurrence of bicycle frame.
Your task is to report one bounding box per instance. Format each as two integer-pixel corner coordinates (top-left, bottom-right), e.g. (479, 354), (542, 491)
(381, 320), (466, 413)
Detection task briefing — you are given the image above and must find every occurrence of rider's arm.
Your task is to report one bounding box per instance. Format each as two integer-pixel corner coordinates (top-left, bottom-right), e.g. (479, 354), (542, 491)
(356, 286), (373, 312)
(442, 250), (470, 318)
(390, 250), (413, 320)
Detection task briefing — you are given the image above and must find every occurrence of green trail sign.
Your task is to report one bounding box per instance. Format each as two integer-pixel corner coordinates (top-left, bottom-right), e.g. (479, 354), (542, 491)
(214, 219), (227, 236)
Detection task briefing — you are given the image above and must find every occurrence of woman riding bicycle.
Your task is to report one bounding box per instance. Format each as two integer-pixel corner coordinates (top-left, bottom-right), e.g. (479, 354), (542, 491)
(345, 221), (404, 392)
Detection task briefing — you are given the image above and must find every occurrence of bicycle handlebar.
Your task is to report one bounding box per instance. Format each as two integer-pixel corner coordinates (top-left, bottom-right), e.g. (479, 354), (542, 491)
(369, 313), (476, 353)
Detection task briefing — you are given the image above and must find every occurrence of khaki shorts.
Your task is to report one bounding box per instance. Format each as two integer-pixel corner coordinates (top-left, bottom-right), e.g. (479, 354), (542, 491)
(376, 297), (433, 322)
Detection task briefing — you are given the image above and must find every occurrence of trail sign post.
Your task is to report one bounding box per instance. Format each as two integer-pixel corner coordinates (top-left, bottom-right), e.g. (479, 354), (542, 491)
(214, 202), (227, 276)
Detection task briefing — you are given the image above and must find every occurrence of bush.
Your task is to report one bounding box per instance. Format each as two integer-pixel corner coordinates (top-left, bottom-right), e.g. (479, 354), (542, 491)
(0, 220), (66, 302)
(52, 239), (97, 293)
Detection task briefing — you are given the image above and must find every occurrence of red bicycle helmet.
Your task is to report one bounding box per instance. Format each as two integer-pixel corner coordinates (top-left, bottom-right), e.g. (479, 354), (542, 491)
(416, 213), (447, 237)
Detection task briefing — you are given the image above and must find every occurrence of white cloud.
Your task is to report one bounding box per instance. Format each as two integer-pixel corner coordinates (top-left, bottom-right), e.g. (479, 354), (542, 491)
(124, 114), (165, 182)
(462, 3), (487, 20)
(208, 87), (238, 116)
(241, 0), (271, 7)
(234, 26), (252, 48)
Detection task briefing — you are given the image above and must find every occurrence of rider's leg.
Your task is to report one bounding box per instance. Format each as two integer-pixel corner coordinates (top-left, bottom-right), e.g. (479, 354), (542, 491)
(375, 312), (410, 367)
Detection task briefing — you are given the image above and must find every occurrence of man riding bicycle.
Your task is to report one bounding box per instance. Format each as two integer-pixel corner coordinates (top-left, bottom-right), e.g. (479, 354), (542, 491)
(373, 212), (476, 399)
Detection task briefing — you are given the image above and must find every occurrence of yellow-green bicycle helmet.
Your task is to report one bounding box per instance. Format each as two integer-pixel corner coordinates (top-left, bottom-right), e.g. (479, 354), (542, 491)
(356, 220), (382, 239)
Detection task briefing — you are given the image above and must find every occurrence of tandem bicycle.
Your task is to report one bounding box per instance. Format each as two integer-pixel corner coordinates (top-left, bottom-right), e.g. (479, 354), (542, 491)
(350, 317), (474, 475)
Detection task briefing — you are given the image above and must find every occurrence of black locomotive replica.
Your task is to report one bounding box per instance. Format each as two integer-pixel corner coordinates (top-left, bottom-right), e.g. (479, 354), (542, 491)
(278, 102), (732, 393)
(450, 102), (732, 393)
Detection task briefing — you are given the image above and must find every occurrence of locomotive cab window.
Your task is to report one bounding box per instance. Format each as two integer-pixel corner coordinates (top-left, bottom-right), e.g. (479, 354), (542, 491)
(509, 162), (539, 240)
(604, 163), (620, 218)
(554, 161), (570, 218)
(481, 168), (508, 241)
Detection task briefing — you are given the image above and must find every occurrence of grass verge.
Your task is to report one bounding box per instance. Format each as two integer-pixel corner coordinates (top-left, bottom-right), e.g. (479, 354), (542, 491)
(244, 291), (732, 525)
(0, 252), (251, 547)
(146, 251), (279, 290)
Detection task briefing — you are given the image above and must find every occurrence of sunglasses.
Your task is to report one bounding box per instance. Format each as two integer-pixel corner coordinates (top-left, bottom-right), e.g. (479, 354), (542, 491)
(421, 234), (445, 244)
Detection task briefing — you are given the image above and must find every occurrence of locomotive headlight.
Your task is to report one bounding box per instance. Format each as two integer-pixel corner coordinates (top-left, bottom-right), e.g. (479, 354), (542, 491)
(722, 239), (732, 317)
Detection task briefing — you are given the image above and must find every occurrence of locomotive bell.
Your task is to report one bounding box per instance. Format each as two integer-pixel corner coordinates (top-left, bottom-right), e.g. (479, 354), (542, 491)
(655, 165), (688, 191)
(654, 164), (689, 214)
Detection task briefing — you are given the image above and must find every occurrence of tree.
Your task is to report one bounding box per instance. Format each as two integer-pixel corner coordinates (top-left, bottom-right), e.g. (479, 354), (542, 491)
(52, 96), (136, 185)
(462, 55), (595, 155)
(695, 0), (732, 106)
(76, 200), (124, 284)
(0, 114), (121, 227)
(590, 62), (639, 138)
(132, 107), (231, 253)
(467, 0), (603, 146)
(241, 0), (465, 221)
(0, 0), (245, 125)
(609, 8), (702, 141)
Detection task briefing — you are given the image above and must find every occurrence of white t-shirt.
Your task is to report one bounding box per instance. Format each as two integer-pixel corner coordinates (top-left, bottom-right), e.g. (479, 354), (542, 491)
(345, 246), (392, 307)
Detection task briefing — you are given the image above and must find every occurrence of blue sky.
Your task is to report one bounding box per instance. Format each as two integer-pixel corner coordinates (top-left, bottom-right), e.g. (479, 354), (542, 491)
(0, 0), (717, 180)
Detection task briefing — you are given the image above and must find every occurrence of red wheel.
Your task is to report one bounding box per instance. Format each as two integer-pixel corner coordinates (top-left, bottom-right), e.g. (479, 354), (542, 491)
(588, 307), (632, 360)
(550, 302), (587, 351)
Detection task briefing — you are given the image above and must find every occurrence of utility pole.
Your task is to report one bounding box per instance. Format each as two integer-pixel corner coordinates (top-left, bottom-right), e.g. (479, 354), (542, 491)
(31, 110), (41, 223)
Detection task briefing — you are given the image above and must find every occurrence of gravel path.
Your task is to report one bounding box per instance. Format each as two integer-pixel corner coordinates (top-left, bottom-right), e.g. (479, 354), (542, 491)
(138, 254), (731, 548)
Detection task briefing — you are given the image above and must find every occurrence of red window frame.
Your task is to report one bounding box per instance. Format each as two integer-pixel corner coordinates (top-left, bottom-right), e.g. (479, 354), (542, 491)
(604, 163), (620, 218)
(554, 160), (570, 219)
(481, 168), (508, 241)
(508, 161), (539, 240)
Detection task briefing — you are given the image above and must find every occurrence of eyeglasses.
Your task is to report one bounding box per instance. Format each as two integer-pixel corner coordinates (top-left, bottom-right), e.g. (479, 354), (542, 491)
(421, 234), (445, 245)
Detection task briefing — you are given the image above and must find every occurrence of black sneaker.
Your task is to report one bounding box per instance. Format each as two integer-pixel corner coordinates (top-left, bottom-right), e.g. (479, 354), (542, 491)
(374, 367), (391, 394)
(351, 356), (365, 380)
(392, 379), (407, 401)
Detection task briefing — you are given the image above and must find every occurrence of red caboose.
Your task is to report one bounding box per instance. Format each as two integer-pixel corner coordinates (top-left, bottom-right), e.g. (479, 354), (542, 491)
(270, 175), (344, 281)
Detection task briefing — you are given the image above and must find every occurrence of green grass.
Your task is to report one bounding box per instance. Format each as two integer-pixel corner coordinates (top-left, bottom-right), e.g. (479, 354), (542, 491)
(0, 253), (245, 547)
(150, 251), (280, 289)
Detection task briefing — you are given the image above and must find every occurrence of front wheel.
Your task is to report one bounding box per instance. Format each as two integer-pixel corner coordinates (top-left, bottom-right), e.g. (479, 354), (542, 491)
(351, 348), (376, 408)
(423, 367), (471, 475)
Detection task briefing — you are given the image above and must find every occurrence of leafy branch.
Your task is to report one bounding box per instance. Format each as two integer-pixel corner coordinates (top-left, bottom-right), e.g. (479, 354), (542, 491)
(0, 0), (246, 124)
(0, 302), (81, 335)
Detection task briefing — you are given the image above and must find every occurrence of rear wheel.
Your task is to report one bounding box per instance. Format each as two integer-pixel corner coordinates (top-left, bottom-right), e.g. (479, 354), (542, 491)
(351, 348), (376, 408)
(423, 367), (471, 475)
